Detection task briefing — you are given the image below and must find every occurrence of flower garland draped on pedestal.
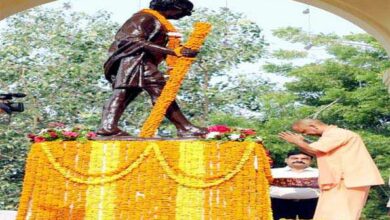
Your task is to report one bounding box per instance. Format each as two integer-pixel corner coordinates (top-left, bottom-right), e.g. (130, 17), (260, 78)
(17, 140), (272, 220)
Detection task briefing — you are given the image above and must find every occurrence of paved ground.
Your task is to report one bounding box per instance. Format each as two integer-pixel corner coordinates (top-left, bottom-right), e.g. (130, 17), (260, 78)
(0, 211), (16, 220)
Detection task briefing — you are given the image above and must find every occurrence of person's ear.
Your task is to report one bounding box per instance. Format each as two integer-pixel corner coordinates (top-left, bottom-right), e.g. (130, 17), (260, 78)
(309, 124), (319, 130)
(284, 158), (289, 163)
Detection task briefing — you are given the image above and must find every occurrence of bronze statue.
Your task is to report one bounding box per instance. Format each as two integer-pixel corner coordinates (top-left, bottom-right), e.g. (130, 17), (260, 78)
(97, 0), (207, 137)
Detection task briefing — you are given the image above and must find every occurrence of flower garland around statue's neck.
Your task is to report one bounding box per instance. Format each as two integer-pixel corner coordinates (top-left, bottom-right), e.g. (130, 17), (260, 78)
(141, 9), (181, 72)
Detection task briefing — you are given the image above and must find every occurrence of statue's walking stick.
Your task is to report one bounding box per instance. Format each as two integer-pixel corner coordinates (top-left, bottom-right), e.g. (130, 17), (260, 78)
(140, 22), (212, 138)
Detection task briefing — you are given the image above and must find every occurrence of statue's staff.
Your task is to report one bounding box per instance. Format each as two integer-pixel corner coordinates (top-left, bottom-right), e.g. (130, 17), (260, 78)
(140, 22), (212, 138)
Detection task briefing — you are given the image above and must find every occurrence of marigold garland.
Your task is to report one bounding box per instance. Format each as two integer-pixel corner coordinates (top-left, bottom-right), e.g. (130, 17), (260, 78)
(141, 9), (181, 72)
(153, 142), (255, 188)
(17, 140), (272, 219)
(140, 22), (212, 137)
(40, 143), (153, 185)
(39, 142), (256, 188)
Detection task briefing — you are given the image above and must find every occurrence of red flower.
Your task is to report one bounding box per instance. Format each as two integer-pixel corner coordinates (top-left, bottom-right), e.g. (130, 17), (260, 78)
(34, 136), (46, 143)
(48, 131), (58, 138)
(207, 125), (231, 133)
(62, 131), (79, 138)
(86, 132), (97, 139)
(241, 129), (256, 136)
(27, 134), (36, 142)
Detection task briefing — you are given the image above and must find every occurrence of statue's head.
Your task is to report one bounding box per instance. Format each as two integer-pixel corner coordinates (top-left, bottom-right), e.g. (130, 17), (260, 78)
(150, 0), (194, 19)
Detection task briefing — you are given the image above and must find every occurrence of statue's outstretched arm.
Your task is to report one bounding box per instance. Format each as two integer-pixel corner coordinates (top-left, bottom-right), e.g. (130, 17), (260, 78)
(142, 41), (176, 56)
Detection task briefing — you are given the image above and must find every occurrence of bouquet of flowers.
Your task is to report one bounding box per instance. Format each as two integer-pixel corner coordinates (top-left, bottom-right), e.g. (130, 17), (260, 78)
(205, 125), (264, 142)
(27, 122), (97, 143)
(205, 125), (273, 166)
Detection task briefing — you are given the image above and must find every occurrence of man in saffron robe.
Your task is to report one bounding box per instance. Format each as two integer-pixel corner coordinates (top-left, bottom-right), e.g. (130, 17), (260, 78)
(279, 119), (384, 220)
(97, 0), (207, 137)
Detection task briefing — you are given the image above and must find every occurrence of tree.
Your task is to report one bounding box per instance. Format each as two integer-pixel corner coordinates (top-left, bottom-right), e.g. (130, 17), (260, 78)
(176, 7), (266, 125)
(0, 6), (119, 209)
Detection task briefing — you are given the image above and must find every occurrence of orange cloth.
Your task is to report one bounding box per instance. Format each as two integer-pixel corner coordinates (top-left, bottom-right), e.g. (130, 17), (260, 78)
(309, 126), (384, 188)
(314, 180), (370, 220)
(307, 126), (384, 220)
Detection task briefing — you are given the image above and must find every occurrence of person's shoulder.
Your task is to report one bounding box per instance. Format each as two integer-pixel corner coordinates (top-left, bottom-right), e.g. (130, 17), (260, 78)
(305, 167), (319, 172)
(271, 166), (289, 171)
(134, 11), (157, 20)
(271, 167), (289, 177)
(271, 167), (289, 172)
(327, 125), (343, 132)
(126, 12), (158, 25)
(335, 126), (360, 138)
(328, 126), (354, 136)
(271, 168), (282, 171)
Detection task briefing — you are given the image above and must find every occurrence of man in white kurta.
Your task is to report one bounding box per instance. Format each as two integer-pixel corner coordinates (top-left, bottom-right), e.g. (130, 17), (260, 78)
(270, 150), (319, 220)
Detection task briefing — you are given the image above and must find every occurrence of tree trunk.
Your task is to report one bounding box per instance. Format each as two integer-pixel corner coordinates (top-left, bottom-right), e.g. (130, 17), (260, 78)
(202, 70), (210, 126)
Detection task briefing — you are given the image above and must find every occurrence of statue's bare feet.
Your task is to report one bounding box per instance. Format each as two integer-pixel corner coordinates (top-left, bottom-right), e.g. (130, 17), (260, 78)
(177, 125), (208, 138)
(96, 127), (129, 136)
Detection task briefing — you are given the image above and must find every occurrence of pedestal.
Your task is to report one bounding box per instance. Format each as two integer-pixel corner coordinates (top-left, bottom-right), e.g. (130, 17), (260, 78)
(17, 140), (272, 220)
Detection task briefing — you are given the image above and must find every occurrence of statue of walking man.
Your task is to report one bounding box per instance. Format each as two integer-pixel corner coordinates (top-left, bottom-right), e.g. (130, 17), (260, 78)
(97, 0), (207, 137)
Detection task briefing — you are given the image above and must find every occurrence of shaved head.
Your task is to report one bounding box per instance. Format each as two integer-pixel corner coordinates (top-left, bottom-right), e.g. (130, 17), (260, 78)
(292, 119), (326, 128)
(292, 119), (327, 136)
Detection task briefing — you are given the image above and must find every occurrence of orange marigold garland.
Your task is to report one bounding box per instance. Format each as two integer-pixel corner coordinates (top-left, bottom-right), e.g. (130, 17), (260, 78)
(141, 9), (181, 72)
(17, 141), (272, 219)
(140, 22), (212, 137)
(16, 145), (39, 219)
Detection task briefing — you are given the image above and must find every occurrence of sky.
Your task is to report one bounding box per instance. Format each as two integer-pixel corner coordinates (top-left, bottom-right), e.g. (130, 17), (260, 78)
(41, 0), (364, 35)
(2, 0), (365, 53)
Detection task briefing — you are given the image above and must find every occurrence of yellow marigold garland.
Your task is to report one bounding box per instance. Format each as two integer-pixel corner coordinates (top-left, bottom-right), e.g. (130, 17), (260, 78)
(16, 145), (39, 219)
(17, 141), (272, 219)
(140, 22), (212, 137)
(141, 9), (181, 71)
(40, 143), (153, 185)
(254, 142), (273, 220)
(39, 141), (255, 188)
(154, 142), (255, 188)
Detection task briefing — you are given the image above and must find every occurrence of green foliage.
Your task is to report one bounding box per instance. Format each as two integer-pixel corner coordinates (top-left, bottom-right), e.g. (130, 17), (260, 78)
(0, 6), (119, 209)
(0, 7), (116, 126)
(271, 49), (308, 60)
(177, 8), (266, 124)
(262, 62), (295, 74)
(272, 26), (339, 47)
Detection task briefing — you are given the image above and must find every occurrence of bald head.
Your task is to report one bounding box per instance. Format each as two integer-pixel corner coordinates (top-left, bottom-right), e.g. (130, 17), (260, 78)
(293, 119), (326, 127)
(292, 119), (328, 136)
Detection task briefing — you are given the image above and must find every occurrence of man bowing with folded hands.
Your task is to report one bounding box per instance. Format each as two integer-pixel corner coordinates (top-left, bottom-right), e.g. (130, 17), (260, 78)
(279, 119), (384, 220)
